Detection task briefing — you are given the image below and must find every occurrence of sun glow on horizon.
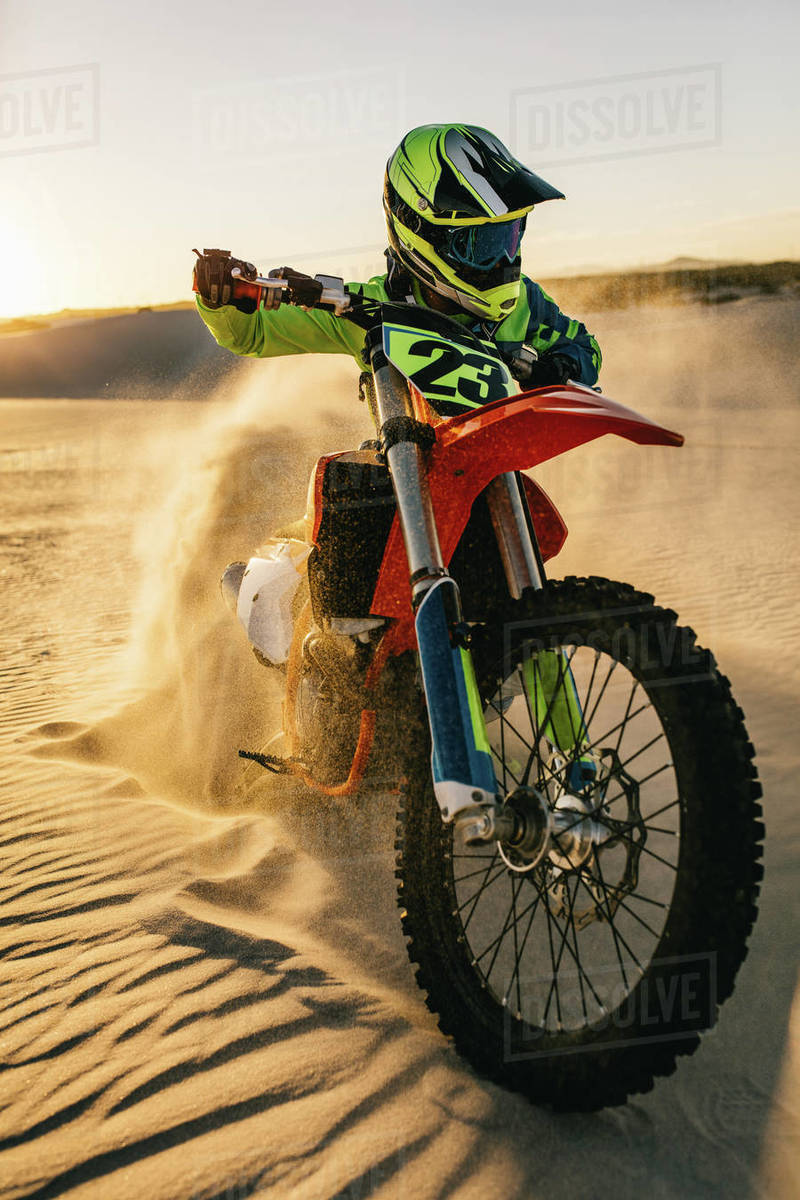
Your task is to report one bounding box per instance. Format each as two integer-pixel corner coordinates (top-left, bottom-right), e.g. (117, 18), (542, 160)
(0, 220), (50, 319)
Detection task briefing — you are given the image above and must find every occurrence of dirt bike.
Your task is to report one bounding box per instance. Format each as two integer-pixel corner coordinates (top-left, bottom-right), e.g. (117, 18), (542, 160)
(214, 264), (763, 1111)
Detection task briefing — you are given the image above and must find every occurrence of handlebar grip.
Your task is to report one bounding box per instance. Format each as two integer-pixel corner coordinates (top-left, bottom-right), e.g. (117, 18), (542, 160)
(192, 274), (279, 305)
(231, 278), (274, 303)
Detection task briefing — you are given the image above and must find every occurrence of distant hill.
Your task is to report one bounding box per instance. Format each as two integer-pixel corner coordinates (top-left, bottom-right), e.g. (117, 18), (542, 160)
(0, 308), (253, 400)
(647, 256), (744, 271)
(547, 255), (746, 278)
(0, 301), (193, 338)
(539, 259), (800, 313)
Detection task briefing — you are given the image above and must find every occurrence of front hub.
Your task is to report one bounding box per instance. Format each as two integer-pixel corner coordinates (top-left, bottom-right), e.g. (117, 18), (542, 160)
(460, 785), (615, 879)
(495, 787), (553, 873)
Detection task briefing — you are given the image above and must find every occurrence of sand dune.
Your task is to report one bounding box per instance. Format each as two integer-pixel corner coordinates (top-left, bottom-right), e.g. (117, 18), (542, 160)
(0, 309), (246, 400)
(1, 298), (798, 1198)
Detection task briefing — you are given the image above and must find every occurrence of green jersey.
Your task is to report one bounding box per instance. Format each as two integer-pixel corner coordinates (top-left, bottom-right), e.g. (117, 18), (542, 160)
(196, 271), (601, 385)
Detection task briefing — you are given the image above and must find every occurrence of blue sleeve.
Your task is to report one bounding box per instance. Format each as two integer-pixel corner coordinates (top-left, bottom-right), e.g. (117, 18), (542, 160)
(523, 278), (602, 385)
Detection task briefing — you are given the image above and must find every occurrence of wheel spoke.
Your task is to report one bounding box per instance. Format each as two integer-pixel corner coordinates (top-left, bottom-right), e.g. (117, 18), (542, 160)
(489, 693), (565, 793)
(601, 761), (674, 811)
(545, 826), (638, 1012)
(617, 887), (668, 910)
(543, 873), (584, 1021)
(488, 695), (542, 772)
(566, 878), (589, 1023)
(490, 742), (522, 789)
(511, 875), (522, 1014)
(583, 854), (647, 978)
(582, 655), (618, 732)
(579, 649), (602, 733)
(457, 855), (505, 930)
(616, 731), (666, 771)
(473, 890), (539, 968)
(499, 671), (507, 794)
(517, 667), (544, 787)
(532, 871), (607, 1014)
(624, 759), (673, 789)
(542, 882), (563, 1025)
(606, 828), (678, 873)
(641, 798), (680, 823)
(614, 679), (640, 754)
(577, 701), (653, 765)
(502, 885), (544, 1010)
(454, 862), (508, 884)
(481, 876), (526, 982)
(607, 891), (663, 939)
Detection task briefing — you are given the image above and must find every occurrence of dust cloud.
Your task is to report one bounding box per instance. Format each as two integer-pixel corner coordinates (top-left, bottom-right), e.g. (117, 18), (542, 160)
(50, 356), (372, 809)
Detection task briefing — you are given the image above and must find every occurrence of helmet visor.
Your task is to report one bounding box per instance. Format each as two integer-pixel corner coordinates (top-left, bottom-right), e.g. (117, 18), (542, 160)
(441, 217), (526, 271)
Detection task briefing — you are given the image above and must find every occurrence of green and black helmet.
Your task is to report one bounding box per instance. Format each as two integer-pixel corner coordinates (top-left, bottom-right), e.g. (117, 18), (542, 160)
(384, 123), (564, 321)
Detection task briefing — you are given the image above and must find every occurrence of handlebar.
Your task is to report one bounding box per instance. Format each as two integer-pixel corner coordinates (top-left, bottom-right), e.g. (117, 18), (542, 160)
(229, 267), (351, 316)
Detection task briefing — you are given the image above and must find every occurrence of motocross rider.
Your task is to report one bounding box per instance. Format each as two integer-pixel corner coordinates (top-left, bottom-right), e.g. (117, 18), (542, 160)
(196, 124), (602, 789)
(193, 123), (601, 390)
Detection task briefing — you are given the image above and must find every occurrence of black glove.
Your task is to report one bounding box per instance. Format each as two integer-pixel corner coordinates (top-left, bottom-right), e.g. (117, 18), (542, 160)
(193, 248), (257, 309)
(526, 353), (575, 387)
(268, 266), (324, 310)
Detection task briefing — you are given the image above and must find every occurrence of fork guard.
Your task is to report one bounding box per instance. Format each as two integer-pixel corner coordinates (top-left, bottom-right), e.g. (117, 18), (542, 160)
(414, 577), (497, 819)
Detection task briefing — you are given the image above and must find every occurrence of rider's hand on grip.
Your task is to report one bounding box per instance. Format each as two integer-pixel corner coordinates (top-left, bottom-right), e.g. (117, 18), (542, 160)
(525, 353), (575, 387)
(268, 266), (324, 311)
(193, 249), (257, 309)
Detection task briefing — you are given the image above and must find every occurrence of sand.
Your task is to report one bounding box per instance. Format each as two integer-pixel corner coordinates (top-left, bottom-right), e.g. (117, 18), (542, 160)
(0, 296), (798, 1198)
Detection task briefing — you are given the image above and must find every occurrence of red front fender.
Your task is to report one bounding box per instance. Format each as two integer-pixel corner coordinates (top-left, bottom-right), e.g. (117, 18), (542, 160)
(370, 383), (683, 628)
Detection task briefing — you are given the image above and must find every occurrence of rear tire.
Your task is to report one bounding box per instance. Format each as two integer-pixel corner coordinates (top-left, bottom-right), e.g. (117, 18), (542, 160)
(394, 577), (763, 1110)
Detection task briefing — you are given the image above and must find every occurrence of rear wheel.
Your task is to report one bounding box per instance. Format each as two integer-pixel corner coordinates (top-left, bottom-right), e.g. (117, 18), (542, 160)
(394, 577), (763, 1110)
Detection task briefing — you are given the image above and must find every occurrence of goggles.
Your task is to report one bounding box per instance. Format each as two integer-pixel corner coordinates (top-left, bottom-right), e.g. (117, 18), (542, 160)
(440, 216), (526, 271)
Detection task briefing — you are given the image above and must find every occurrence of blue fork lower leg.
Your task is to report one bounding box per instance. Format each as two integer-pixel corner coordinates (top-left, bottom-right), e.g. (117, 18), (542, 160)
(415, 577), (497, 820)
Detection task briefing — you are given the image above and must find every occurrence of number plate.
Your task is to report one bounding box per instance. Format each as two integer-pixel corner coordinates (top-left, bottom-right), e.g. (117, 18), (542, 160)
(383, 321), (517, 411)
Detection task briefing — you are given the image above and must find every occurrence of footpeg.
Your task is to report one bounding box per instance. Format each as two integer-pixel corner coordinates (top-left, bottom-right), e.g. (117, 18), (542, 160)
(238, 749), (307, 775)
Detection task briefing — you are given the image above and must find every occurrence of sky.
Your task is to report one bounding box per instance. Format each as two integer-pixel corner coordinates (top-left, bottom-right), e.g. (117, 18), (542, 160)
(0, 0), (798, 318)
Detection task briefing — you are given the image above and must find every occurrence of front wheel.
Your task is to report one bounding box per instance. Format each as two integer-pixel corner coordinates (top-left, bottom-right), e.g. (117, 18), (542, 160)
(394, 577), (763, 1110)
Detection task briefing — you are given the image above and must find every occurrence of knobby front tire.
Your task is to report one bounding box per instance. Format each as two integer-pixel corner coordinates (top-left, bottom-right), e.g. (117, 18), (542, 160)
(394, 577), (763, 1110)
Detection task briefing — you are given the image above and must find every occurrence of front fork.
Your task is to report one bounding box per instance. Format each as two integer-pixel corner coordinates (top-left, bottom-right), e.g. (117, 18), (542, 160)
(367, 345), (588, 833)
